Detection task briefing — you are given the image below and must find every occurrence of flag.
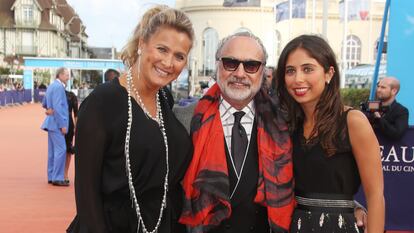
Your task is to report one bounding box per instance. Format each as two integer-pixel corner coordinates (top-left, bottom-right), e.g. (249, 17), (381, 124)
(275, 1), (289, 22)
(292, 0), (306, 18)
(339, 0), (370, 21)
(275, 0), (306, 23)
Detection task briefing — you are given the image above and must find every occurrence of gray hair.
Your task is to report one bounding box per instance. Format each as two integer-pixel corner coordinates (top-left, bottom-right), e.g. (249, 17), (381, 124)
(215, 31), (268, 63)
(213, 31), (268, 81)
(55, 67), (67, 79)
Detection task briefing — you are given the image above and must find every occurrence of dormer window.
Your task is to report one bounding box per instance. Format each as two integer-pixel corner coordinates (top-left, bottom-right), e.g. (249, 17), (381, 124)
(23, 5), (34, 23)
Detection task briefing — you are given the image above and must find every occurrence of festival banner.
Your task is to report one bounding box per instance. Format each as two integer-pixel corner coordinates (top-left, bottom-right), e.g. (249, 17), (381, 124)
(23, 69), (33, 90)
(387, 0), (414, 125)
(355, 128), (414, 230)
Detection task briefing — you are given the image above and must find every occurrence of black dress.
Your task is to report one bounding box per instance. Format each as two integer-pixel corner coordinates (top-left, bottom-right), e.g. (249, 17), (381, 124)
(65, 90), (78, 154)
(67, 79), (193, 233)
(290, 110), (363, 233)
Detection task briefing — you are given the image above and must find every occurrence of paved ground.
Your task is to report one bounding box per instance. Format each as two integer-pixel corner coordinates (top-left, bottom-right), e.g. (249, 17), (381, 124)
(0, 103), (75, 233)
(0, 103), (412, 233)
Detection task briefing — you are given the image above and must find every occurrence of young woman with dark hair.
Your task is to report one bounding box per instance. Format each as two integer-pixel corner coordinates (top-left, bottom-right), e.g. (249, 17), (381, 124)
(276, 35), (384, 233)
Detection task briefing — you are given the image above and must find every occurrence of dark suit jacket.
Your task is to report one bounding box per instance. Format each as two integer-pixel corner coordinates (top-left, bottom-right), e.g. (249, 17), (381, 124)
(172, 101), (197, 134)
(174, 103), (273, 233)
(373, 100), (409, 140)
(208, 123), (270, 233)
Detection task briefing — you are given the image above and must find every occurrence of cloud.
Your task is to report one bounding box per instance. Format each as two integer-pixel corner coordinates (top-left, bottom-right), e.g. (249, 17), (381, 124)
(66, 0), (175, 50)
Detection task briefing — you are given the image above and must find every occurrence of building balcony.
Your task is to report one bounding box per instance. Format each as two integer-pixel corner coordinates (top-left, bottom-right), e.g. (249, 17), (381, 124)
(15, 46), (38, 55)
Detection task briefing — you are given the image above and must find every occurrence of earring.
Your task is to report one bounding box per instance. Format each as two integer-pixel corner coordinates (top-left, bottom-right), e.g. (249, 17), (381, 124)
(326, 80), (330, 85)
(136, 55), (141, 79)
(137, 49), (142, 55)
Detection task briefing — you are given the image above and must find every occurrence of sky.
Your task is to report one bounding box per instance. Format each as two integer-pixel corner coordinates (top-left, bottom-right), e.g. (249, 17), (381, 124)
(66, 0), (175, 51)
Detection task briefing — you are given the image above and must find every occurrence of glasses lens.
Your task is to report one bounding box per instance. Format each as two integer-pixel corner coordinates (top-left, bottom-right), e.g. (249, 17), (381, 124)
(243, 61), (262, 73)
(221, 58), (240, 71)
(220, 57), (262, 73)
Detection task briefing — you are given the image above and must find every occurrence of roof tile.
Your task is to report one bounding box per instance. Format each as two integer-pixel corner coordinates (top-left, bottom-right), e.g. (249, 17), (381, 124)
(0, 0), (15, 27)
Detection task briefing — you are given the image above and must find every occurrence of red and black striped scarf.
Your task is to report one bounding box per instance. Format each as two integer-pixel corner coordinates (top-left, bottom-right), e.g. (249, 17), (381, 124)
(180, 84), (295, 233)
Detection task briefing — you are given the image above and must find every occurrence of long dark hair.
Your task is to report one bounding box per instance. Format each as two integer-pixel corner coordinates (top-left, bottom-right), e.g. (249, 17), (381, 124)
(276, 35), (345, 156)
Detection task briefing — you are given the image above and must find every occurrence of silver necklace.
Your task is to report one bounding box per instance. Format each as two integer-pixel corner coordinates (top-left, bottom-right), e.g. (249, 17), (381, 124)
(125, 67), (169, 233)
(228, 141), (250, 199)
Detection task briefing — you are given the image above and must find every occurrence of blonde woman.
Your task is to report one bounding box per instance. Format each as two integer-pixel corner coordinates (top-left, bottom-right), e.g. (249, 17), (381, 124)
(68, 6), (194, 233)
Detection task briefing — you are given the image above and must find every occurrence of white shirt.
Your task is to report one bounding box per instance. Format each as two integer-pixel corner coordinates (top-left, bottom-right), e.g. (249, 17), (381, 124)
(56, 78), (66, 88)
(219, 97), (255, 154)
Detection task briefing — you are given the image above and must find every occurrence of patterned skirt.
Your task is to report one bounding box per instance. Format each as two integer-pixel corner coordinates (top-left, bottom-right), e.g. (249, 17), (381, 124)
(290, 193), (364, 233)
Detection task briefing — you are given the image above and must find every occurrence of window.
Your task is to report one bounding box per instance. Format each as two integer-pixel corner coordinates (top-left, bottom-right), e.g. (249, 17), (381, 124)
(20, 31), (35, 54)
(71, 46), (80, 58)
(202, 28), (219, 76)
(23, 5), (34, 23)
(343, 35), (361, 69)
(374, 38), (387, 64)
(22, 31), (33, 46)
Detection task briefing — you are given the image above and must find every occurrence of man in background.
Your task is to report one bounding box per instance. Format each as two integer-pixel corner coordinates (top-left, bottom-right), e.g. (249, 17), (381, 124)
(41, 67), (69, 186)
(264, 66), (275, 95)
(104, 69), (120, 83)
(373, 76), (409, 140)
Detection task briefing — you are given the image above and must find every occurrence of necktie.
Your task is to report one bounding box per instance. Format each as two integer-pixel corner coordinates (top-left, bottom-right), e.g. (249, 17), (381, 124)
(231, 111), (248, 174)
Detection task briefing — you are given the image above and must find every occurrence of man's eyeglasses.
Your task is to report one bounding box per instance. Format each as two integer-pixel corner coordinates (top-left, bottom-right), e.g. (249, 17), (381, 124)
(218, 57), (264, 74)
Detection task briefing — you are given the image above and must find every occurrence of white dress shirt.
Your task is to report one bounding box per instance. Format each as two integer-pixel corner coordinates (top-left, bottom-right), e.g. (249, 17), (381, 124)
(219, 97), (255, 157)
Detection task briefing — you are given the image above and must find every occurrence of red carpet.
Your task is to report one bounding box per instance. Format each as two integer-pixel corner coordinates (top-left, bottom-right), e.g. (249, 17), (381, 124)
(0, 103), (75, 233)
(0, 103), (412, 233)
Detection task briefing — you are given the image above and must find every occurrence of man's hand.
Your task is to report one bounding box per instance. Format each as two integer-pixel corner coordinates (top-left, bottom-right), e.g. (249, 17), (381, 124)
(354, 207), (368, 233)
(61, 127), (67, 135)
(45, 108), (54, 116)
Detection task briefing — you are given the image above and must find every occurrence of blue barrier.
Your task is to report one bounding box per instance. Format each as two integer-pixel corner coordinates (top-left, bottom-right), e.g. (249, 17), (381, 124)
(0, 89), (68, 104)
(0, 89), (40, 106)
(34, 89), (46, 103)
(0, 91), (4, 106)
(24, 89), (31, 102)
(12, 91), (16, 104)
(355, 126), (414, 230)
(178, 97), (199, 107)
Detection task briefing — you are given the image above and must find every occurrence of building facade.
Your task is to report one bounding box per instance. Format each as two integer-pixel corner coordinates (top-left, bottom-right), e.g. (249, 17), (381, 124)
(176, 0), (387, 87)
(0, 0), (88, 68)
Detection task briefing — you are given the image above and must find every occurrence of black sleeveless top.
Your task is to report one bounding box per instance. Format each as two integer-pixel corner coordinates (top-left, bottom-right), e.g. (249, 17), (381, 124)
(292, 109), (361, 196)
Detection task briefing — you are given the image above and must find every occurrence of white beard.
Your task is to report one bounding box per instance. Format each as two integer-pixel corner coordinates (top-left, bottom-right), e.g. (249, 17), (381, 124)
(217, 75), (261, 103)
